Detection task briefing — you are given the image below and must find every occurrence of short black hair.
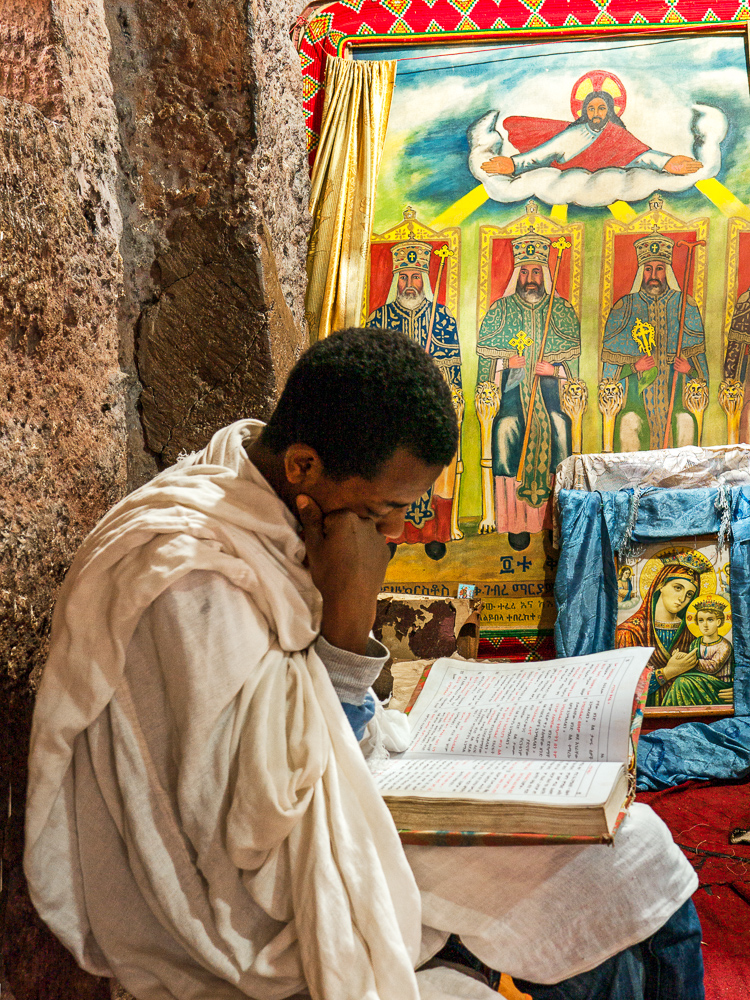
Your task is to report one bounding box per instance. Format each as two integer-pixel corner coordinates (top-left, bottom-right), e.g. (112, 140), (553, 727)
(261, 327), (458, 480)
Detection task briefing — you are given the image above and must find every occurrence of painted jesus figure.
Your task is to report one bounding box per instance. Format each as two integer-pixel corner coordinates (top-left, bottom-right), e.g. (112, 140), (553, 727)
(482, 91), (702, 177)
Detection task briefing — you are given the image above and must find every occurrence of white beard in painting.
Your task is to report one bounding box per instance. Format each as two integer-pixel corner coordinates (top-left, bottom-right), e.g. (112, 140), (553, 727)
(397, 285), (427, 311)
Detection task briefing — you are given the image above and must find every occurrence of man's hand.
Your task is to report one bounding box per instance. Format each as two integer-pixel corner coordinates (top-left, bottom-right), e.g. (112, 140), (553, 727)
(634, 355), (657, 373)
(718, 688), (735, 702)
(508, 355), (526, 369)
(673, 356), (692, 374)
(297, 495), (391, 656)
(664, 155), (702, 175)
(481, 155), (514, 175)
(535, 361), (556, 377)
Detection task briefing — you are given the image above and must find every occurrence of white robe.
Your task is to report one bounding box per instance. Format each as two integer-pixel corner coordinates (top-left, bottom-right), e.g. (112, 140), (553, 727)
(24, 420), (697, 1000)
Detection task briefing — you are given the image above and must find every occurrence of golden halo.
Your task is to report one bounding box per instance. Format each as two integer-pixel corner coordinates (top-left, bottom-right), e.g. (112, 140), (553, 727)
(638, 545), (716, 601)
(685, 593), (732, 638)
(570, 70), (627, 119)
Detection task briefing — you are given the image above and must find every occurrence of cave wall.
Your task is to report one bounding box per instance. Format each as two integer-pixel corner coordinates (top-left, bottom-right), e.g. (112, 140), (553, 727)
(0, 1), (310, 996)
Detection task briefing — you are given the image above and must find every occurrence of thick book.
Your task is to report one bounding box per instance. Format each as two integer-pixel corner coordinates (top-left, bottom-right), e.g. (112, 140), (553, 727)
(373, 647), (653, 846)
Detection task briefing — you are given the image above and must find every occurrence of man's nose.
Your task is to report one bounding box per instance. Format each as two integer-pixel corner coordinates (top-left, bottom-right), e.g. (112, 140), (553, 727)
(378, 508), (407, 538)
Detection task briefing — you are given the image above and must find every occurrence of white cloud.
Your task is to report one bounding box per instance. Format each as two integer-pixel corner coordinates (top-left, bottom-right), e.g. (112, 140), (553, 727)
(468, 105), (728, 208)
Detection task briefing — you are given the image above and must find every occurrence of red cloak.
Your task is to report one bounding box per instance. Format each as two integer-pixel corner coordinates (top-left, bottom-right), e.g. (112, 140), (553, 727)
(504, 116), (651, 172)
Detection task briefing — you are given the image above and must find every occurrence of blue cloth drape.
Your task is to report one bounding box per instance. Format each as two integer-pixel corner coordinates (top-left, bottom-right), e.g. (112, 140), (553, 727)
(555, 485), (750, 788)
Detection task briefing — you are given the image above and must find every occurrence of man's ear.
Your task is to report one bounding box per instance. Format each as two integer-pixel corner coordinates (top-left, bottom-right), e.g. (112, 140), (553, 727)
(283, 443), (325, 487)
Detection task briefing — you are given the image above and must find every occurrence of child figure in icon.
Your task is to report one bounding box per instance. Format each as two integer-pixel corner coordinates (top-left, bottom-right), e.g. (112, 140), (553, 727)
(681, 598), (735, 705)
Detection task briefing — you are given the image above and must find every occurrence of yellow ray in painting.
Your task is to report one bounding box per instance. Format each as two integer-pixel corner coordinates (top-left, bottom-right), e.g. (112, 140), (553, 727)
(608, 201), (638, 223)
(696, 178), (750, 221)
(550, 205), (568, 223)
(429, 184), (488, 229)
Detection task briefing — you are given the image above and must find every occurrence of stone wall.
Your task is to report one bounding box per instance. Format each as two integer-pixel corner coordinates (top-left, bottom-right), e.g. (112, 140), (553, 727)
(0, 1), (310, 995)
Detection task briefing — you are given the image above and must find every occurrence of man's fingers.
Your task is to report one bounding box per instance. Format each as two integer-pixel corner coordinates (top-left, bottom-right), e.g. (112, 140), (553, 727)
(296, 494), (324, 548)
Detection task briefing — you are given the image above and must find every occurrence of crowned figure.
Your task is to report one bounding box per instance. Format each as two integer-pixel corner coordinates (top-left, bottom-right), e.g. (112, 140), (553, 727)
(476, 231), (580, 550)
(601, 232), (708, 450)
(367, 238), (462, 559)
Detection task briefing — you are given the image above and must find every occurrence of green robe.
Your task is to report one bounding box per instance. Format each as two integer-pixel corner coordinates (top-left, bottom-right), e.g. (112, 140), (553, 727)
(601, 288), (707, 450)
(477, 292), (580, 507)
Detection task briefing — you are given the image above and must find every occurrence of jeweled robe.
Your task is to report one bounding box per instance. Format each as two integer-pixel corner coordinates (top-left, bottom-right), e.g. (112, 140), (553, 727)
(476, 291), (580, 509)
(367, 298), (461, 539)
(724, 288), (750, 388)
(602, 287), (707, 450)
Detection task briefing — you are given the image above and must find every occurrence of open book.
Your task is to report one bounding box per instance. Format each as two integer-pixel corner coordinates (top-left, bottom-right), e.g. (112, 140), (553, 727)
(373, 647), (653, 845)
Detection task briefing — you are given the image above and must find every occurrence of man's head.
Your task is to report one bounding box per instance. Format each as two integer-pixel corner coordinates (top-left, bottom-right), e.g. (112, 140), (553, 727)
(641, 261), (668, 298)
(578, 91), (623, 132)
(633, 234), (675, 298)
(396, 268), (426, 311)
(390, 241), (432, 312)
(260, 328), (458, 536)
(516, 264), (545, 304)
(508, 234), (551, 302)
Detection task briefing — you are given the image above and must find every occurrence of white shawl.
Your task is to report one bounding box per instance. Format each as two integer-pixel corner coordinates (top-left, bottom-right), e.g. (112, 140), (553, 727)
(25, 420), (432, 1000)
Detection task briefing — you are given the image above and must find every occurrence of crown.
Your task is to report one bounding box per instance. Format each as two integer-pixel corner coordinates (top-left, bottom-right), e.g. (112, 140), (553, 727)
(391, 240), (431, 272)
(693, 598), (727, 615)
(634, 233), (674, 266)
(659, 549), (713, 575)
(512, 233), (551, 267)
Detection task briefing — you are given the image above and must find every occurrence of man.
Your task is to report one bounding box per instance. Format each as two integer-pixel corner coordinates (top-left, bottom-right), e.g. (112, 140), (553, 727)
(482, 90), (702, 176)
(25, 329), (702, 1000)
(602, 233), (708, 450)
(367, 240), (462, 560)
(477, 232), (580, 550)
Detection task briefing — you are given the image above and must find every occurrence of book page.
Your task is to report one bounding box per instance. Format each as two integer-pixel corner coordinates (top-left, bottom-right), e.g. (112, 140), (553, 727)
(374, 758), (623, 805)
(405, 648), (652, 764)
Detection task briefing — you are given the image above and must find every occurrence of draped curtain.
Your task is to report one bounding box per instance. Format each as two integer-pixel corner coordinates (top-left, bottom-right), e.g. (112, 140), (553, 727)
(305, 55), (396, 341)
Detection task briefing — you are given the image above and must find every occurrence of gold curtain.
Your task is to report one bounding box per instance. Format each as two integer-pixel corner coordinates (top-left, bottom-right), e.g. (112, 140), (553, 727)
(305, 55), (396, 340)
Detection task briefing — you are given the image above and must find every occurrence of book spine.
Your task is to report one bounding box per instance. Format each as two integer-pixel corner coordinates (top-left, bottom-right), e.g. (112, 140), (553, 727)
(397, 829), (614, 847)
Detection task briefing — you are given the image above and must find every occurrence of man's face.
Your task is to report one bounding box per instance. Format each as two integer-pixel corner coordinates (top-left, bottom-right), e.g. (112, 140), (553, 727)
(642, 262), (668, 297)
(586, 97), (609, 132)
(305, 447), (445, 538)
(396, 269), (425, 311)
(516, 265), (545, 303)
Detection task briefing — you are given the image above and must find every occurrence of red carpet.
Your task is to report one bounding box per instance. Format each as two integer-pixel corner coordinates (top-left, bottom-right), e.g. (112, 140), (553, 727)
(638, 781), (750, 998)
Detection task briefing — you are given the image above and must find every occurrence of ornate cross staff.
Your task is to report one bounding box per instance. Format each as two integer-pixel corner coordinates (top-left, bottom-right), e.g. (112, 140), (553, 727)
(662, 238), (705, 449)
(516, 236), (571, 484)
(426, 244), (454, 353)
(509, 330), (533, 357)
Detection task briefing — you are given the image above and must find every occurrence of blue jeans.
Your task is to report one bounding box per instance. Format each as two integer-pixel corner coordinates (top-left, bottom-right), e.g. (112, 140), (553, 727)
(512, 898), (705, 1000)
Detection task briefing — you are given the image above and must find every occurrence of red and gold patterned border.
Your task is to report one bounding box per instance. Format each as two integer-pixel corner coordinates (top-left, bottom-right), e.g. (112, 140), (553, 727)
(294, 0), (749, 167)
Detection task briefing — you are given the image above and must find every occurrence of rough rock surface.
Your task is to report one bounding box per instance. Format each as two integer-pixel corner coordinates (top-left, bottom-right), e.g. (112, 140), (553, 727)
(0, 2), (126, 996)
(107, 0), (310, 472)
(1, 0), (311, 995)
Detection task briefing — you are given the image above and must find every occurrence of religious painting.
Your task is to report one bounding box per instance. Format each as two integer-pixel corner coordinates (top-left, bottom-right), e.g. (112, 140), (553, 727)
(475, 202), (584, 549)
(469, 65), (724, 209)
(348, 26), (750, 657)
(365, 208), (462, 560)
(599, 196), (709, 453)
(616, 539), (734, 714)
(721, 217), (750, 443)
